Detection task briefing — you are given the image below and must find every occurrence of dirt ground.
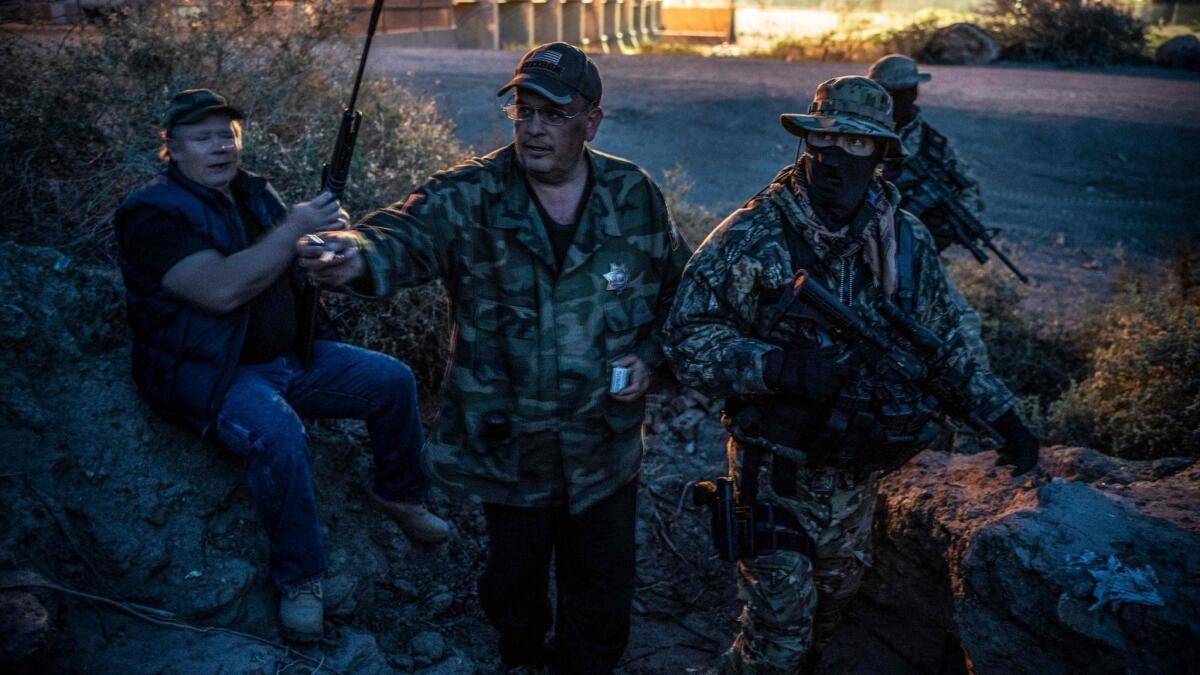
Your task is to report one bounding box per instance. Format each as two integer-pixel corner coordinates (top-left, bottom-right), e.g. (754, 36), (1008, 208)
(372, 49), (1200, 321)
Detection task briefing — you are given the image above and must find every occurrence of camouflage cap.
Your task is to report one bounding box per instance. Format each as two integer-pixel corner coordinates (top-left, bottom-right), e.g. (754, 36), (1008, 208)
(867, 54), (931, 91)
(780, 76), (904, 158)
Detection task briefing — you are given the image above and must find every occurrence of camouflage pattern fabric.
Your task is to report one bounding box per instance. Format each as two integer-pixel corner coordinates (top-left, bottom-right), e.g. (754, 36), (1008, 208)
(663, 167), (1014, 422)
(780, 76), (904, 159)
(896, 109), (989, 366)
(942, 268), (990, 367)
(349, 144), (691, 514)
(663, 168), (1016, 672)
(719, 438), (880, 675)
(896, 109), (983, 218)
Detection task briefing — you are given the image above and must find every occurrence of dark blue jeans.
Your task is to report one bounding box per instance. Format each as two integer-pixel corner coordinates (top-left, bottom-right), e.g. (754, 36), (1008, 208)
(214, 340), (427, 591)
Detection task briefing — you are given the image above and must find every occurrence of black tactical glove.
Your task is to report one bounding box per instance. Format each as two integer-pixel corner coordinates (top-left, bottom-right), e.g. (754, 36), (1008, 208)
(991, 409), (1039, 477)
(763, 347), (854, 405)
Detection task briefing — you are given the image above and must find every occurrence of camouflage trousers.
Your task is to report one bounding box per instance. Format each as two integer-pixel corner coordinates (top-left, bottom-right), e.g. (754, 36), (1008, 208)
(720, 438), (880, 675)
(944, 271), (989, 369)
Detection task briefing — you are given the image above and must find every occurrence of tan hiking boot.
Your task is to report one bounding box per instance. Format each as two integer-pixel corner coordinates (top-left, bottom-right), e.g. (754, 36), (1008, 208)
(366, 488), (450, 544)
(279, 581), (323, 642)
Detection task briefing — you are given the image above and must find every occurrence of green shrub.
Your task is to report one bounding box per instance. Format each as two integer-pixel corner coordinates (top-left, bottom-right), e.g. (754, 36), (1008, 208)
(982, 0), (1147, 66)
(947, 259), (1088, 406)
(756, 11), (967, 63)
(0, 1), (467, 394)
(659, 165), (716, 248)
(1046, 258), (1200, 459)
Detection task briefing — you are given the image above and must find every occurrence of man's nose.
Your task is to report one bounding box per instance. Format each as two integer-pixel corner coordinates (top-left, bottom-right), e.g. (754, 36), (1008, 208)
(523, 112), (547, 135)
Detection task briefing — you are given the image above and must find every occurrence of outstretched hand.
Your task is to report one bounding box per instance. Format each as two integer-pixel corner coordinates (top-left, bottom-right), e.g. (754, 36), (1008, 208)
(296, 230), (365, 288)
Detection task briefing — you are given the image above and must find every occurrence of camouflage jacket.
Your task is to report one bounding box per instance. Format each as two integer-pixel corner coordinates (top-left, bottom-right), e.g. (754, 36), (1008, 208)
(352, 144), (691, 513)
(895, 108), (984, 218)
(663, 168), (1014, 433)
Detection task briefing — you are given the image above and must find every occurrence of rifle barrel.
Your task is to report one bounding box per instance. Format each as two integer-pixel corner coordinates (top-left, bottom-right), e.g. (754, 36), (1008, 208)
(983, 237), (1030, 284)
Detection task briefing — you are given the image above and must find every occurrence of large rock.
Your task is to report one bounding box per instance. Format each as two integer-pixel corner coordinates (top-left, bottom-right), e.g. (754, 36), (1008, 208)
(1155, 34), (1200, 71)
(824, 447), (1199, 674)
(922, 23), (1001, 65)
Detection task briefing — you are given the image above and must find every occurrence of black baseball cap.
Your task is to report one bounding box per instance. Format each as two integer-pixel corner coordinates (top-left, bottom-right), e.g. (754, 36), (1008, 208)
(497, 42), (602, 106)
(164, 88), (243, 131)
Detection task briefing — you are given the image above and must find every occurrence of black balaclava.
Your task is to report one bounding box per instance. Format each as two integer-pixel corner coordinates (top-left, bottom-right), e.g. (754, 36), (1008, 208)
(890, 86), (918, 129)
(802, 144), (878, 228)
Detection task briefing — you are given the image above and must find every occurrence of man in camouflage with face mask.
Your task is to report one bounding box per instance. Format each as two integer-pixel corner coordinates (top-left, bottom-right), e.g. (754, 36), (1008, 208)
(868, 54), (989, 364)
(297, 42), (691, 674)
(664, 76), (1038, 674)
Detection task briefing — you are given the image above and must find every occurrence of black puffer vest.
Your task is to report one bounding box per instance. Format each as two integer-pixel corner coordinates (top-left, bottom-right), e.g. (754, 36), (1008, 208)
(115, 164), (288, 434)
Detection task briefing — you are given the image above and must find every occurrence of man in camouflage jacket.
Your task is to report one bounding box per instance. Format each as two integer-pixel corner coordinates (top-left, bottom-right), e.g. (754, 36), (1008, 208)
(664, 76), (1038, 674)
(298, 42), (691, 674)
(868, 54), (989, 364)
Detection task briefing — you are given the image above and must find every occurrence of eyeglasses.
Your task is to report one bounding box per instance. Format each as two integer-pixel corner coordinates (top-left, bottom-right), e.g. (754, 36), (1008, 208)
(501, 103), (588, 127)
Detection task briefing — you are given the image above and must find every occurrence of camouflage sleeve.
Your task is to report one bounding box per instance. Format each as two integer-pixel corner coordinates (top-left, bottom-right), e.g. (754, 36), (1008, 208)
(663, 210), (779, 397)
(345, 175), (466, 298)
(908, 216), (1014, 422)
(632, 178), (693, 371)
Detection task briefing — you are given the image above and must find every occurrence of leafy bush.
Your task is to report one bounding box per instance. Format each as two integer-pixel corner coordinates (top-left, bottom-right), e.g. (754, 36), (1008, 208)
(981, 0), (1147, 66)
(756, 11), (967, 63)
(659, 165), (716, 248)
(947, 258), (1088, 406)
(0, 1), (467, 393)
(1046, 255), (1200, 459)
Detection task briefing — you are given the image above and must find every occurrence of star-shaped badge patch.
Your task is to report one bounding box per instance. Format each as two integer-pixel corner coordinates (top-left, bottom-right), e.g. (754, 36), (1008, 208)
(603, 263), (629, 292)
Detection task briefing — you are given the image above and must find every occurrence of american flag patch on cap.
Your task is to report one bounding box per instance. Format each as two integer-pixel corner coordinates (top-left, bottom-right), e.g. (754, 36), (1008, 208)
(530, 50), (563, 65)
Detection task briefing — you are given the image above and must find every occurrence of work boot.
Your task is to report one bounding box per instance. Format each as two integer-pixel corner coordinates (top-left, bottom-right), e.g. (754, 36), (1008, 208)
(279, 581), (323, 642)
(367, 487), (450, 544)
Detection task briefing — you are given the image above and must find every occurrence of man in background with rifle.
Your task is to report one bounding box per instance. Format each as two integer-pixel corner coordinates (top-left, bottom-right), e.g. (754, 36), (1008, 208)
(868, 54), (1029, 365)
(664, 76), (1038, 674)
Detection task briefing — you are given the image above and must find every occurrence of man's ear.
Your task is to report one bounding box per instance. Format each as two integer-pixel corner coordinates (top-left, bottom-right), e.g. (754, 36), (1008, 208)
(585, 105), (603, 142)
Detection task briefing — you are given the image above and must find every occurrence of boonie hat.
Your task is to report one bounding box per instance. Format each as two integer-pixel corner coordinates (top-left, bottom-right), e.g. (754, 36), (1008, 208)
(497, 42), (602, 106)
(867, 54), (932, 91)
(164, 88), (243, 130)
(780, 76), (904, 158)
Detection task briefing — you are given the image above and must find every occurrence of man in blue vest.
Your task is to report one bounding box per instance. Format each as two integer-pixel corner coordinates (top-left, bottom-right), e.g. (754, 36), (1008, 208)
(114, 89), (449, 642)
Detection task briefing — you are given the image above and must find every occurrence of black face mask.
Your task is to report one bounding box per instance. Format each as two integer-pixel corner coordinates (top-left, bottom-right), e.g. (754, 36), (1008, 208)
(891, 86), (918, 128)
(802, 145), (878, 227)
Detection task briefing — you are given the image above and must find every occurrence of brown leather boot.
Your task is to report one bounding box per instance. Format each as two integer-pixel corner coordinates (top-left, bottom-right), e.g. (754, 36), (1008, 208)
(366, 488), (450, 544)
(279, 581), (323, 642)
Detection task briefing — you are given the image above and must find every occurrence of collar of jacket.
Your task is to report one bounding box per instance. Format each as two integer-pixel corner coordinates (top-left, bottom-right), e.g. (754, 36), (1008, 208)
(763, 165), (900, 262)
(490, 144), (622, 276)
(165, 161), (270, 210)
(897, 107), (924, 146)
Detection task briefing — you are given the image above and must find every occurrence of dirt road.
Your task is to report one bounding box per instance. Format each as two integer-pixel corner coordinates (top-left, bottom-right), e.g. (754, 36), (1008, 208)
(373, 49), (1200, 311)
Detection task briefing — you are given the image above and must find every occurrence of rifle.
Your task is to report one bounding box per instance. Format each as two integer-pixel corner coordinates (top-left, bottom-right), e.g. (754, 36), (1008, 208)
(893, 128), (1030, 284)
(296, 0), (387, 367)
(778, 269), (1003, 444)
